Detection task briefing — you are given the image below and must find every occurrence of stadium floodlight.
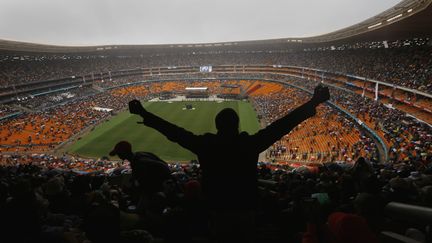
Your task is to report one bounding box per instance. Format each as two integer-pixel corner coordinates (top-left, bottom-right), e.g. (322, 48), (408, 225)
(387, 14), (403, 22)
(368, 22), (382, 29)
(407, 9), (413, 13)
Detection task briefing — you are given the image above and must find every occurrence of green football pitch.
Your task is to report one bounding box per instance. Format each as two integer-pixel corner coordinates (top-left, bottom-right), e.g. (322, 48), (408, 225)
(67, 101), (261, 161)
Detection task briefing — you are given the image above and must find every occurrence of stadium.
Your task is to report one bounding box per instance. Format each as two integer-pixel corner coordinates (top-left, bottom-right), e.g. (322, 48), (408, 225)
(0, 0), (431, 242)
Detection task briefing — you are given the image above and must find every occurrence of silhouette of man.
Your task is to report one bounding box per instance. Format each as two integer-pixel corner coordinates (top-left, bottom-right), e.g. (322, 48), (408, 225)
(109, 141), (171, 195)
(129, 85), (330, 210)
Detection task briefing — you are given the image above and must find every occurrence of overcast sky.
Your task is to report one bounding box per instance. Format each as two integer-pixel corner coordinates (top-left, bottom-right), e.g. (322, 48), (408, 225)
(0, 0), (401, 46)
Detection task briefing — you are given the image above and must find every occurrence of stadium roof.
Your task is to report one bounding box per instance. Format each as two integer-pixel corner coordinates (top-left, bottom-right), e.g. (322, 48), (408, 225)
(302, 0), (432, 44)
(0, 0), (431, 54)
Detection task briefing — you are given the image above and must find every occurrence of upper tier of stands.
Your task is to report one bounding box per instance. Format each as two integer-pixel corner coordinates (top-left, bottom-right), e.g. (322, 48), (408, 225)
(1, 38), (431, 92)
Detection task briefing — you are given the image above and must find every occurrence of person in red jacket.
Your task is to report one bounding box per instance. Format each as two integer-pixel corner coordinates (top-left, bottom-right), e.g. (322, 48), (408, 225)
(302, 212), (380, 243)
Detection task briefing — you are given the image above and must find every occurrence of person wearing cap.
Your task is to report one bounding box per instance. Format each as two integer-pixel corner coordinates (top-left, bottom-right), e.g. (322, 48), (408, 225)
(109, 141), (171, 195)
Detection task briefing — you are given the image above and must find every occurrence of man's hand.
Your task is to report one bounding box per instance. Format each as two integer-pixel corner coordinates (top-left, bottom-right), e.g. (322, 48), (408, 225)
(310, 85), (330, 106)
(129, 100), (147, 115)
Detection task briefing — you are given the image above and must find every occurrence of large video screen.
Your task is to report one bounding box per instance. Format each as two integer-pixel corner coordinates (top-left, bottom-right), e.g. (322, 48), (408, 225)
(200, 66), (212, 73)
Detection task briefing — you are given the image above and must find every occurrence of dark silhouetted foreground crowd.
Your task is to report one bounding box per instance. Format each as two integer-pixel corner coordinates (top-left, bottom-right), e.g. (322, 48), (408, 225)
(1, 155), (431, 243)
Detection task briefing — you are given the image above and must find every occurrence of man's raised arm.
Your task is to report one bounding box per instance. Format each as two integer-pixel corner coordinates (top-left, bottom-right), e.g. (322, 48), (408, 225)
(129, 100), (201, 153)
(252, 85), (330, 152)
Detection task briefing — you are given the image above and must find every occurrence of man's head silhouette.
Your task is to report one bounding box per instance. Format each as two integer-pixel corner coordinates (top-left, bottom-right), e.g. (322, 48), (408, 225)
(109, 141), (133, 160)
(215, 108), (239, 135)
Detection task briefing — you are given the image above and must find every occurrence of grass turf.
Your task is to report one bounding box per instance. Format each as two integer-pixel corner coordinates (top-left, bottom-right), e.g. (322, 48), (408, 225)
(67, 101), (261, 161)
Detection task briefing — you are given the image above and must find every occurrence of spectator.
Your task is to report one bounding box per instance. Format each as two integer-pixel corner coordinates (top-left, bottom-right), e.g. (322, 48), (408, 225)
(128, 85), (330, 241)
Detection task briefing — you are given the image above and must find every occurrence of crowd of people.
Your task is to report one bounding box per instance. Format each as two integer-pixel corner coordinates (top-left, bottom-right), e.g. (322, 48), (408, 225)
(302, 38), (430, 51)
(1, 153), (431, 242)
(2, 80), (431, 242)
(1, 38), (431, 93)
(2, 77), (430, 165)
(0, 84), (430, 242)
(252, 86), (378, 163)
(1, 79), (383, 165)
(0, 80), (221, 152)
(332, 88), (431, 165)
(286, 77), (431, 170)
(0, 153), (125, 173)
(15, 86), (97, 110)
(0, 41), (431, 241)
(0, 85), (152, 152)
(0, 104), (20, 118)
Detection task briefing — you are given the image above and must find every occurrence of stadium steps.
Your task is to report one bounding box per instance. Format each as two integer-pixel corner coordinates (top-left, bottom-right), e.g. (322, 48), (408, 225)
(241, 80), (257, 96)
(245, 84), (263, 96)
(252, 82), (282, 96)
(91, 84), (105, 92)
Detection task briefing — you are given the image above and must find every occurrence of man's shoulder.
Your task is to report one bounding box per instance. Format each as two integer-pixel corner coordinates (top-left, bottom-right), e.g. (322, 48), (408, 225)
(134, 152), (165, 163)
(240, 131), (250, 136)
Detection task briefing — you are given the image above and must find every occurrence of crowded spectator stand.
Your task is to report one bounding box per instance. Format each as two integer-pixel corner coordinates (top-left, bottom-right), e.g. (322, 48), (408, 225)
(0, 37), (431, 242)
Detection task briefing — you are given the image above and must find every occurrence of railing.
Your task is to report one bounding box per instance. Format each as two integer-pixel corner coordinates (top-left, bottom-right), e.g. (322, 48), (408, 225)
(0, 111), (22, 121)
(382, 202), (432, 243)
